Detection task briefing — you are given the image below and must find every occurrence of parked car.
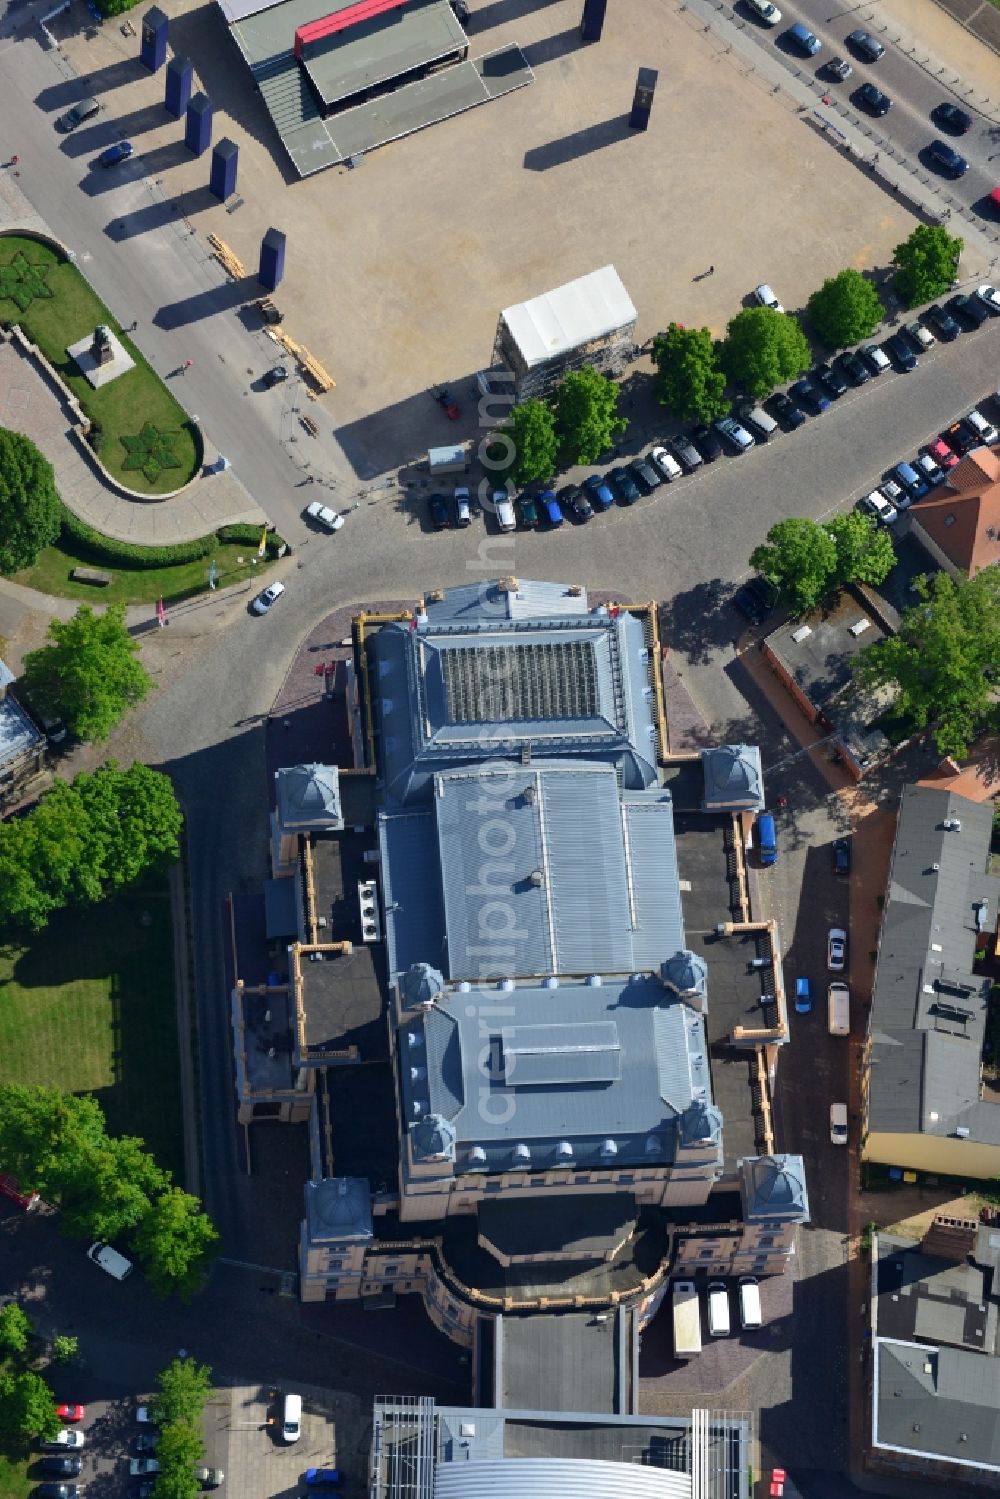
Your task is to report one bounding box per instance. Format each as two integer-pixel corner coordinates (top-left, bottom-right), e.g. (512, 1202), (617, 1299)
(133, 1484), (155, 1499)
(976, 284), (1000, 316)
(925, 437), (959, 470)
(858, 490), (898, 526)
(54, 1407), (85, 1425)
(889, 462), (928, 503)
(827, 927), (847, 972)
(787, 21), (821, 55)
(609, 467), (641, 504)
(880, 477), (906, 510)
(129, 1460), (161, 1477)
(650, 444), (683, 481)
(0, 1172), (39, 1209)
(745, 0), (781, 23)
(732, 576), (779, 625)
(99, 140), (133, 167)
(914, 452), (945, 487)
(847, 28), (884, 61)
(40, 1460), (82, 1479)
(452, 486), (471, 526)
(753, 283), (784, 313)
(931, 102), (972, 133)
(304, 1471), (342, 1488)
(559, 484), (593, 522)
(789, 378), (830, 415)
(768, 391), (806, 429)
(135, 1434), (158, 1454)
(830, 1103), (849, 1145)
(965, 407), (999, 445)
(814, 362), (847, 400)
(794, 978), (812, 1015)
(835, 350), (870, 386)
(861, 343), (891, 375)
(737, 402), (778, 441)
(825, 56), (853, 81)
(927, 139), (969, 177)
(194, 1470), (224, 1489)
(629, 457), (661, 492)
(427, 492), (449, 530)
(885, 332), (917, 371)
(832, 838), (851, 875)
(518, 492), (540, 529)
(40, 1435), (84, 1453)
(56, 96), (99, 132)
(493, 492), (516, 532)
(855, 82), (891, 115)
(714, 416), (755, 453)
(946, 293), (989, 330)
(903, 318), (935, 351)
(940, 421), (977, 457)
(690, 425), (724, 463)
(670, 434), (704, 471)
(265, 363), (288, 387)
(305, 500), (344, 532)
(924, 303), (962, 342)
(539, 489), (563, 527)
(38, 1487), (78, 1499)
(583, 473), (615, 509)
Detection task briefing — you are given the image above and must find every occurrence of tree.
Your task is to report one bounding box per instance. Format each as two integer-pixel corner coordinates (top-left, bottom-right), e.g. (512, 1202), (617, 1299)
(133, 1189), (219, 1301)
(0, 1371), (60, 1442)
(827, 512), (895, 590)
(151, 1420), (203, 1499)
(76, 762), (183, 891)
(21, 604), (152, 744)
(0, 428), (61, 576)
(551, 367), (626, 466)
(720, 308), (811, 399)
(807, 269), (883, 348)
(0, 1305), (32, 1358)
(650, 324), (729, 423)
(51, 1335), (79, 1366)
(853, 569), (1000, 757)
(892, 224), (962, 308)
(749, 519), (837, 613)
(503, 400), (558, 487)
(152, 1357), (213, 1429)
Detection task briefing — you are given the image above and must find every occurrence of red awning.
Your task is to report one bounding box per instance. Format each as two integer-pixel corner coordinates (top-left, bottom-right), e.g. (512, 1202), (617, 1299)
(294, 0), (413, 58)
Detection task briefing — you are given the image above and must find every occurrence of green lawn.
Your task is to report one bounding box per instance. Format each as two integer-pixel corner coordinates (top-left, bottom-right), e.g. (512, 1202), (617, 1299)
(0, 1451), (33, 1499)
(16, 534), (276, 607)
(0, 879), (184, 1181)
(0, 236), (199, 495)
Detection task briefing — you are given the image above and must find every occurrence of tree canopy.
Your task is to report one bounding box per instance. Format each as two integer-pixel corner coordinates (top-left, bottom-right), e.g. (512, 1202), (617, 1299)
(504, 400), (558, 487)
(853, 569), (1000, 759)
(0, 428), (61, 576)
(720, 307), (811, 399)
(749, 519), (837, 613)
(152, 1357), (214, 1430)
(807, 269), (883, 349)
(0, 762), (181, 933)
(552, 367), (627, 466)
(21, 604), (152, 744)
(0, 1306), (31, 1358)
(827, 512), (895, 590)
(151, 1419), (204, 1499)
(892, 224), (963, 309)
(0, 1371), (61, 1443)
(133, 1190), (219, 1302)
(650, 324), (729, 423)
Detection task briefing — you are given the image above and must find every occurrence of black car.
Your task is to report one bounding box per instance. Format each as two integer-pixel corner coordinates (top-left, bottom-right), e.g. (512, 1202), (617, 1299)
(790, 378), (830, 415)
(40, 1461), (81, 1479)
(608, 467), (641, 504)
(832, 838), (851, 875)
(427, 492), (449, 529)
(846, 28), (885, 62)
(629, 457), (661, 493)
(732, 576), (779, 626)
(558, 484), (593, 522)
(768, 391), (806, 429)
(946, 293), (989, 329)
(931, 101), (972, 133)
(671, 434), (703, 471)
(814, 362), (848, 399)
(884, 332), (917, 371)
(940, 421), (978, 457)
(927, 139), (969, 177)
(38, 1487), (79, 1499)
(690, 424), (723, 463)
(855, 82), (891, 115)
(835, 350), (870, 386)
(924, 303), (961, 341)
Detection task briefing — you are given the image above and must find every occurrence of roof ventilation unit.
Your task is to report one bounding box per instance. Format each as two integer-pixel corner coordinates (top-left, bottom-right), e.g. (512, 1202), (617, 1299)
(849, 618), (871, 637)
(791, 625), (812, 644)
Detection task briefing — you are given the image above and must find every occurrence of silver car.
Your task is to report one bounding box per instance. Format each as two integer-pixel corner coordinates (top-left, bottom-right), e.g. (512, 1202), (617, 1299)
(714, 416), (755, 454)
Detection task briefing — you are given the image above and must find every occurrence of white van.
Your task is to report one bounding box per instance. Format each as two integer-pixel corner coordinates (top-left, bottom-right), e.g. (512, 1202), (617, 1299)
(706, 1281), (730, 1337)
(738, 1276), (762, 1330)
(828, 982), (850, 1037)
(87, 1241), (133, 1280)
(281, 1393), (301, 1443)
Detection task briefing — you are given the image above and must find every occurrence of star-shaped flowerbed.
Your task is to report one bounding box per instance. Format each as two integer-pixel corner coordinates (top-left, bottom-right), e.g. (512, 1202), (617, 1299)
(0, 252), (54, 314)
(120, 423), (183, 484)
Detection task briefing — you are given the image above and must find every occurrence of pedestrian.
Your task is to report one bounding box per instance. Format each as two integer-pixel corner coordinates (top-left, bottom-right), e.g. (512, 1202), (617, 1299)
(182, 358), (193, 372)
(708, 264), (715, 276)
(10, 154), (18, 167)
(127, 320), (138, 333)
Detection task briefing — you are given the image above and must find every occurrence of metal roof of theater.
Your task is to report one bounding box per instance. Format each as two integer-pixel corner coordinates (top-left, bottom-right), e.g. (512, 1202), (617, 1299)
(378, 765), (685, 981)
(397, 972), (718, 1174)
(371, 605), (658, 804)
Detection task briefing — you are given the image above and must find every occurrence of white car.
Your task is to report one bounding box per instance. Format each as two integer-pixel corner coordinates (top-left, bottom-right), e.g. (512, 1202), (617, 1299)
(861, 343), (890, 375)
(745, 0), (781, 23)
(137, 1407), (153, 1425)
(48, 1431), (85, 1450)
(915, 452), (945, 487)
(250, 580), (286, 615)
(827, 927), (847, 972)
(975, 284), (1000, 316)
(305, 500), (344, 532)
(830, 1103), (848, 1145)
(965, 407), (998, 446)
(493, 491), (516, 533)
(858, 490), (897, 526)
(650, 445), (682, 481)
(754, 283), (784, 314)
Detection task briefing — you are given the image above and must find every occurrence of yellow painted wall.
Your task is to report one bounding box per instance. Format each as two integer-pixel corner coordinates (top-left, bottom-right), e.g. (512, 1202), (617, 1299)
(864, 1131), (1000, 1182)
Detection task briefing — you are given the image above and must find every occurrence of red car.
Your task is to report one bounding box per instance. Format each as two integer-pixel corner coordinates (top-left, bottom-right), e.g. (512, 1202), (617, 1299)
(55, 1405), (85, 1424)
(924, 437), (959, 470)
(0, 1173), (39, 1211)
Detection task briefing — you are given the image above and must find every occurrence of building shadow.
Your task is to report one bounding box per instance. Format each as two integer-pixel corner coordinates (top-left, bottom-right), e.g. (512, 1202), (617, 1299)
(523, 115), (632, 171)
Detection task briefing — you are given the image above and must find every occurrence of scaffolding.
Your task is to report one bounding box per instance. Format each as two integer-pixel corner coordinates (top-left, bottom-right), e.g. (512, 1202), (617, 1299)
(491, 264), (638, 400)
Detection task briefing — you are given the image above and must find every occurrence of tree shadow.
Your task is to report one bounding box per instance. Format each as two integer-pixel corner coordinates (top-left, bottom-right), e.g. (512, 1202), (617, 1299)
(659, 579), (736, 667)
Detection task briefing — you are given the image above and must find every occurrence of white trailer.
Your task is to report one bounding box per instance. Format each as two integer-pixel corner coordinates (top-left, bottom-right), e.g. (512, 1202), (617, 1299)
(672, 1280), (702, 1359)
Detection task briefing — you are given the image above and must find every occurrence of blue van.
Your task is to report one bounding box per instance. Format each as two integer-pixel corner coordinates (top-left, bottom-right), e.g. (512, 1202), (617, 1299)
(757, 813), (778, 866)
(788, 21), (821, 55)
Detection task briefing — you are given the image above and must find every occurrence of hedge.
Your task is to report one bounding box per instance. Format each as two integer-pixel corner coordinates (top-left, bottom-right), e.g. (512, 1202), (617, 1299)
(60, 512), (289, 569)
